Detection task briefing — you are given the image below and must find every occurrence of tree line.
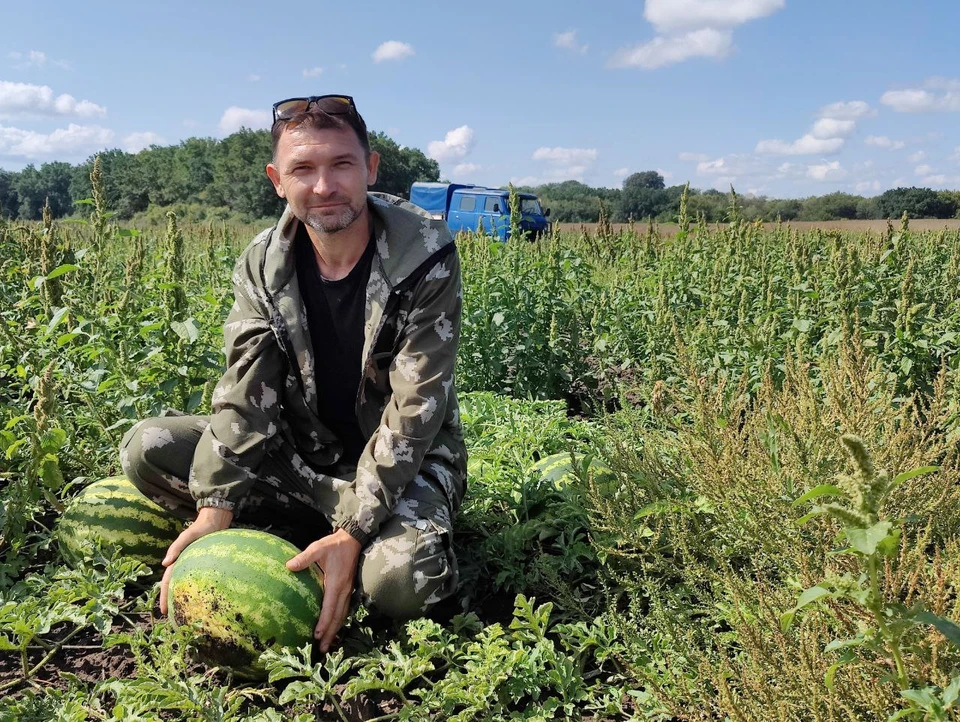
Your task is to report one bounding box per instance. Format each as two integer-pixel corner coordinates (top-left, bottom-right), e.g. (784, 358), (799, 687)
(524, 171), (960, 224)
(1, 131), (958, 224)
(0, 129), (439, 222)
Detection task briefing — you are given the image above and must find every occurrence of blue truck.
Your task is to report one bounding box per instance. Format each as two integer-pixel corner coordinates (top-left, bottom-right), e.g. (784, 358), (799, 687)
(409, 182), (551, 241)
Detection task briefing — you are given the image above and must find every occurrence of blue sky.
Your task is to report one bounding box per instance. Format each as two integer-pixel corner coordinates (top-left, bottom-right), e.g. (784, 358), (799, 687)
(1, 0), (958, 198)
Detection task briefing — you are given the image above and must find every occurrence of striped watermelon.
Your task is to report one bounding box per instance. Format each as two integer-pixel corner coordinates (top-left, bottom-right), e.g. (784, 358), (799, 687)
(56, 476), (183, 572)
(168, 529), (324, 679)
(529, 452), (617, 492)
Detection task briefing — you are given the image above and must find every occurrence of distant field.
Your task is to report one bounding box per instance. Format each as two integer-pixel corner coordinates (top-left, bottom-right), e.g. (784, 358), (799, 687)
(558, 218), (960, 235)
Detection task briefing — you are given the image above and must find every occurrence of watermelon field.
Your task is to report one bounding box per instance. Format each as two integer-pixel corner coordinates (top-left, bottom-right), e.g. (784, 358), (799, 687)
(3, 175), (960, 721)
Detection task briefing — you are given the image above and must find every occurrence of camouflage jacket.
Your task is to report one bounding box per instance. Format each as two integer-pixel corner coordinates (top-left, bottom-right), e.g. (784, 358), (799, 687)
(189, 193), (466, 545)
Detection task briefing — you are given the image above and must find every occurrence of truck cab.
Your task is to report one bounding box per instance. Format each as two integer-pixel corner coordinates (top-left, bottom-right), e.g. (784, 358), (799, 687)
(409, 182), (551, 241)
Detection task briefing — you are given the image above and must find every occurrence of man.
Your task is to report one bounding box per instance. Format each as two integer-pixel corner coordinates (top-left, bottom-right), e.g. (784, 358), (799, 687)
(120, 94), (466, 653)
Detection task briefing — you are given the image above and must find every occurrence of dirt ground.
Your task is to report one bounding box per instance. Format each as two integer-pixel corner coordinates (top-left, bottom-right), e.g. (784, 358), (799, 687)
(558, 218), (960, 236)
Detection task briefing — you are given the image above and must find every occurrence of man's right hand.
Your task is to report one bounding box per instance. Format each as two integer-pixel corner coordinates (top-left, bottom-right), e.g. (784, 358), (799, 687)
(159, 506), (234, 616)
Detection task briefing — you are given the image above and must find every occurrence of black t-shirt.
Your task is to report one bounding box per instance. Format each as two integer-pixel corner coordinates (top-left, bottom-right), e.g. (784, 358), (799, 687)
(295, 224), (375, 465)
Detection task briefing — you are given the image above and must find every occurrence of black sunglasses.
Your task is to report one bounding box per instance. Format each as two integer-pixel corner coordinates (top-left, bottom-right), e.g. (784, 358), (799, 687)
(271, 94), (366, 126)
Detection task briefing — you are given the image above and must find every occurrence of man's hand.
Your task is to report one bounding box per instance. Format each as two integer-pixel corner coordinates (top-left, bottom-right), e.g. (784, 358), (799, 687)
(158, 506), (234, 616)
(286, 528), (362, 653)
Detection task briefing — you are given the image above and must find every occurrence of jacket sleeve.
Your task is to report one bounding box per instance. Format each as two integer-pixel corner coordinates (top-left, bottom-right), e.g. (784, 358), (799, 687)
(189, 249), (285, 512)
(335, 249), (462, 544)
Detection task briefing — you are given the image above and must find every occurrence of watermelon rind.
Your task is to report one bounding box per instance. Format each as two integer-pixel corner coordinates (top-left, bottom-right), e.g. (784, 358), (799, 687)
(529, 452), (618, 492)
(56, 476), (183, 571)
(168, 528), (324, 679)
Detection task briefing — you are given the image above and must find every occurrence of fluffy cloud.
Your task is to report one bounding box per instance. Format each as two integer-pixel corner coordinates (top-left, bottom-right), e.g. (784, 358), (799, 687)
(0, 123), (113, 159)
(302, 67), (323, 78)
(881, 79), (960, 112)
(865, 135), (905, 150)
(122, 131), (164, 153)
(613, 167), (630, 178)
(855, 180), (882, 194)
(8, 50), (71, 71)
(609, 27), (732, 69)
(644, 0), (785, 33)
(610, 0), (784, 69)
(247, 74), (261, 82)
(218, 106), (270, 134)
(909, 150), (927, 163)
(817, 100), (874, 120)
(756, 135), (845, 155)
(679, 151), (709, 162)
(755, 100), (870, 156)
(372, 41), (415, 63)
(0, 81), (105, 119)
(532, 146), (599, 164)
(555, 30), (588, 54)
(452, 162), (481, 177)
(427, 125), (475, 162)
(806, 161), (845, 181)
(810, 118), (855, 139)
(915, 164), (935, 176)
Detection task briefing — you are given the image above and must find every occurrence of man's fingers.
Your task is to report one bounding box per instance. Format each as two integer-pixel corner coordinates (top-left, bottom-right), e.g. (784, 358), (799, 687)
(159, 564), (174, 616)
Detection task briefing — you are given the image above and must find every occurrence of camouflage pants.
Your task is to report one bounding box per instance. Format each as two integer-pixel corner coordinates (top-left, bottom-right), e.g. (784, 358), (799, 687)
(119, 414), (458, 620)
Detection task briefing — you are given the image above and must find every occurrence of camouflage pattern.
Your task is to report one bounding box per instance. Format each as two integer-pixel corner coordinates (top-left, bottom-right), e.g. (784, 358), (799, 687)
(119, 193), (466, 618)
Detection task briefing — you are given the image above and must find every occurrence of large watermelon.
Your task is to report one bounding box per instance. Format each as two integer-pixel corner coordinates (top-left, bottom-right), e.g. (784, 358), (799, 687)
(167, 529), (324, 679)
(56, 476), (183, 571)
(529, 451), (618, 493)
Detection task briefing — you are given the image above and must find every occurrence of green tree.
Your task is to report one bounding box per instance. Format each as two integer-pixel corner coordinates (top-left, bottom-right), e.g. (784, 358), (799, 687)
(876, 187), (954, 219)
(0, 170), (16, 218)
(368, 131), (440, 198)
(799, 192), (862, 221)
(208, 128), (284, 219)
(623, 171), (665, 191)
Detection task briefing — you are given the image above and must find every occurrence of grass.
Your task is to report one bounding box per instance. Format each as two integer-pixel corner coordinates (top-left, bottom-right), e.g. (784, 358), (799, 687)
(1, 178), (960, 719)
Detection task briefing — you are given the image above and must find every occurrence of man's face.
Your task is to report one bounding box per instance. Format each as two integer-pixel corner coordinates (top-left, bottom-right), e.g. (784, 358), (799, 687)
(266, 124), (379, 235)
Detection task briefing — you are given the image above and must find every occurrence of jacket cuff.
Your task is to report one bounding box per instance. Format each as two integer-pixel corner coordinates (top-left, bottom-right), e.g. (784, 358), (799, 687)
(196, 496), (237, 513)
(335, 518), (371, 548)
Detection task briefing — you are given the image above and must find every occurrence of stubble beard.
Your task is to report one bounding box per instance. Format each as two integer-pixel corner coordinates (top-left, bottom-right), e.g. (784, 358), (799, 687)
(303, 201), (363, 234)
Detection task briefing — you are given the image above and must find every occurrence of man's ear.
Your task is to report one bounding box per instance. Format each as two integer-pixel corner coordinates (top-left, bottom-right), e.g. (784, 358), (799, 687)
(366, 151), (380, 187)
(266, 163), (286, 198)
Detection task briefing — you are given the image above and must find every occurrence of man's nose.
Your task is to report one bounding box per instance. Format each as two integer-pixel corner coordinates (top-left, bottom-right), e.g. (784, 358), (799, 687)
(312, 170), (335, 196)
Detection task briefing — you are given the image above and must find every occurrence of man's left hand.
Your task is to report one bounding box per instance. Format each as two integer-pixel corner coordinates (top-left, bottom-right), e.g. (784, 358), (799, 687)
(286, 528), (363, 653)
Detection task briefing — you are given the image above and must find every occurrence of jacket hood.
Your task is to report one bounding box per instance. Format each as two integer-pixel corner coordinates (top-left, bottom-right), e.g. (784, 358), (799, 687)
(258, 192), (454, 296)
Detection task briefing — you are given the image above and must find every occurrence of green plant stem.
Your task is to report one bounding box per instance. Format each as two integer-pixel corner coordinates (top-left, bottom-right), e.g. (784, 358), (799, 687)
(3, 624), (88, 693)
(868, 555), (909, 689)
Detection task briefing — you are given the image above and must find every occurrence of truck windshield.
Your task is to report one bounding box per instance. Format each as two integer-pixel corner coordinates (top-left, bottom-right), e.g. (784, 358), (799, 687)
(520, 198), (543, 215)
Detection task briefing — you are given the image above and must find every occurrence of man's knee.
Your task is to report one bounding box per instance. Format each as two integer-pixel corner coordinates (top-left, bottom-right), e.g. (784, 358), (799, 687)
(118, 416), (205, 505)
(359, 523), (458, 620)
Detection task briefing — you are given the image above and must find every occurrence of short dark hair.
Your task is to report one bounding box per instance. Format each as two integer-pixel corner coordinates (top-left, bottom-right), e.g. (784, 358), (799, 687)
(270, 108), (370, 161)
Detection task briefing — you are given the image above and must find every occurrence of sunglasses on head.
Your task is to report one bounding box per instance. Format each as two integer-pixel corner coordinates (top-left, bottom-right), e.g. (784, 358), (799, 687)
(271, 94), (366, 126)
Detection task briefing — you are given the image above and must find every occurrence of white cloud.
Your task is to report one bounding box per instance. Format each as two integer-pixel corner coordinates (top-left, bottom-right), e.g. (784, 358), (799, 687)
(372, 41), (415, 63)
(817, 100), (873, 120)
(679, 151), (709, 162)
(122, 131), (164, 153)
(657, 167), (674, 180)
(8, 49), (71, 71)
(855, 180), (882, 194)
(644, 0), (785, 34)
(218, 106), (271, 134)
(302, 67), (323, 78)
(919, 174), (960, 186)
(554, 30), (588, 54)
(0, 81), (105, 119)
(909, 150), (927, 163)
(247, 74), (261, 82)
(0, 122), (113, 159)
(532, 146), (598, 165)
(609, 27), (732, 69)
(510, 175), (542, 187)
(613, 167), (630, 178)
(427, 125), (474, 162)
(756, 134), (845, 155)
(881, 81), (960, 113)
(810, 118), (856, 139)
(915, 164), (936, 176)
(806, 161), (846, 181)
(865, 135), (905, 150)
(452, 162), (481, 177)
(611, 0), (784, 69)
